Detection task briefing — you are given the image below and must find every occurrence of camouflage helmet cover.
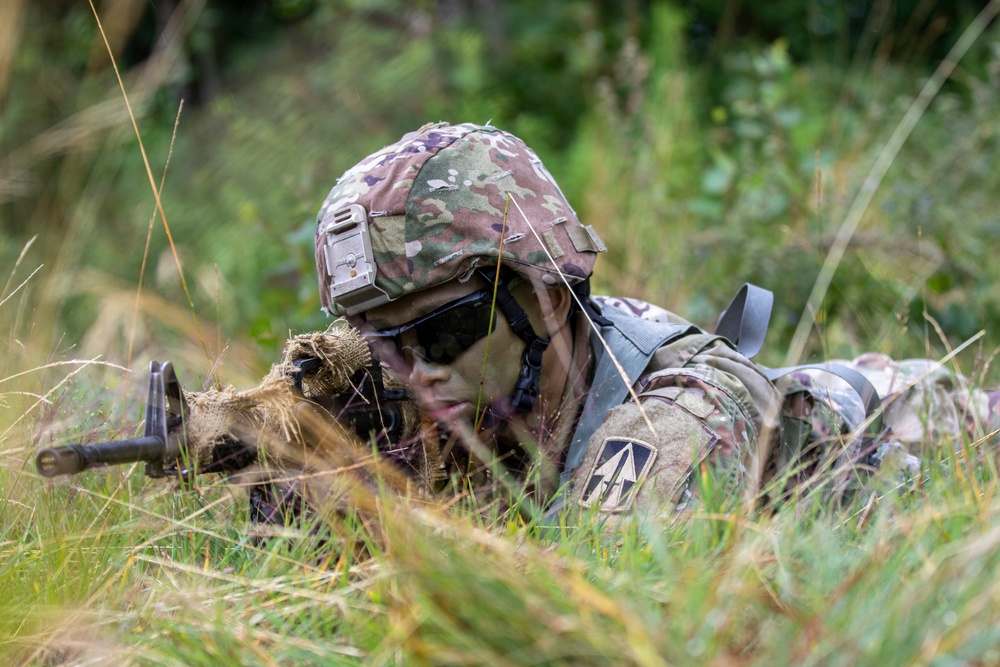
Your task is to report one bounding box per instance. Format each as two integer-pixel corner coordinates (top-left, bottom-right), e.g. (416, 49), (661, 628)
(315, 122), (607, 316)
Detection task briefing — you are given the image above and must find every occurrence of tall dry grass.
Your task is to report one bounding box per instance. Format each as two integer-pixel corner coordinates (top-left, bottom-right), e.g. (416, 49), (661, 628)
(4, 1), (1000, 665)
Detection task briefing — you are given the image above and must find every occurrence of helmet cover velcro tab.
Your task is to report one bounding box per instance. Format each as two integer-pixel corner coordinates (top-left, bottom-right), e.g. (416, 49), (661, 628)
(565, 224), (607, 254)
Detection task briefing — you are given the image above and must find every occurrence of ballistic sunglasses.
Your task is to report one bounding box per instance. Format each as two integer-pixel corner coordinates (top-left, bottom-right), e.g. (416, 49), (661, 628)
(365, 285), (499, 365)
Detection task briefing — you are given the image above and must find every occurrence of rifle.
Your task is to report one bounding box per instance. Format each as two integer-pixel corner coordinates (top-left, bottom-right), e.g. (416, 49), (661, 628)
(34, 355), (412, 480)
(32, 323), (431, 537)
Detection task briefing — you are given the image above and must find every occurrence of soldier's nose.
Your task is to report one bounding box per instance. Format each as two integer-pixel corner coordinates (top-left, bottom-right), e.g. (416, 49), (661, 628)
(408, 354), (449, 386)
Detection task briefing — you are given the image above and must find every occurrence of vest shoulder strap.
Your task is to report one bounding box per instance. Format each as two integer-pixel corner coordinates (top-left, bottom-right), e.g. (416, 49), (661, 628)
(561, 303), (699, 480)
(714, 283), (773, 359)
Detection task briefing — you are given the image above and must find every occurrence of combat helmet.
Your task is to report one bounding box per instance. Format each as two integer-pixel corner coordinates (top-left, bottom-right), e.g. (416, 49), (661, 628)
(314, 122), (608, 416)
(314, 122), (607, 317)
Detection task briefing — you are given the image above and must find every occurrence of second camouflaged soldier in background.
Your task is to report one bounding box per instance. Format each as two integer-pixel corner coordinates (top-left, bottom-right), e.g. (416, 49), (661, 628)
(311, 121), (1000, 517)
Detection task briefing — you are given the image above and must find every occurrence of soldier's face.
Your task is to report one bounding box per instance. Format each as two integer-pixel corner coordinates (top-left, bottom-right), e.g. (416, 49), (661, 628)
(361, 276), (538, 426)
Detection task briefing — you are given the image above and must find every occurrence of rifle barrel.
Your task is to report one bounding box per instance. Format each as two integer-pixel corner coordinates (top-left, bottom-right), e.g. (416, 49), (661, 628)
(35, 436), (165, 477)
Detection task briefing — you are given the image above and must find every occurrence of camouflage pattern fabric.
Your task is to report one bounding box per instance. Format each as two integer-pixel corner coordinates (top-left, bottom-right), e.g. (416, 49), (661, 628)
(778, 353), (1000, 466)
(315, 122), (607, 316)
(566, 299), (1000, 516)
(592, 295), (693, 326)
(759, 352), (1000, 502)
(565, 295), (783, 515)
(569, 331), (783, 515)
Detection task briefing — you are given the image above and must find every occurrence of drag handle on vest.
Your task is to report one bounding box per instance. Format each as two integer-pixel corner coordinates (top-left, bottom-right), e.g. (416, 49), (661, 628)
(36, 360), (186, 479)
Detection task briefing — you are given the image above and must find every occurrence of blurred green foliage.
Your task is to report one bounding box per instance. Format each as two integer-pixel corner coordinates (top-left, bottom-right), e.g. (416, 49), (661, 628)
(2, 0), (1000, 371)
(6, 5), (1000, 664)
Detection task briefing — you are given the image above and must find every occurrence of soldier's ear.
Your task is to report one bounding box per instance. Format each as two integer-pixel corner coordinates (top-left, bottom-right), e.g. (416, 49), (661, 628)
(535, 286), (573, 332)
(511, 278), (573, 335)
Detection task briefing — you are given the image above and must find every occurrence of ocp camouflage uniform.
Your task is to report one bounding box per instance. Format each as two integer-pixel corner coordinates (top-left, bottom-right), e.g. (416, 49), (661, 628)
(804, 353), (1000, 454)
(545, 295), (767, 515)
(777, 353), (1000, 480)
(563, 296), (1000, 516)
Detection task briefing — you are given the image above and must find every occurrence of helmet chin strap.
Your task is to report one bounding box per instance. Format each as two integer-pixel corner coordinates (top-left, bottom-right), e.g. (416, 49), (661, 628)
(478, 270), (551, 421)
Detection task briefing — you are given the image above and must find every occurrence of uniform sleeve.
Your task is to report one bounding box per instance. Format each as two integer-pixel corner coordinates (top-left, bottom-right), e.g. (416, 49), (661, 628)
(567, 335), (781, 517)
(795, 352), (1000, 454)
